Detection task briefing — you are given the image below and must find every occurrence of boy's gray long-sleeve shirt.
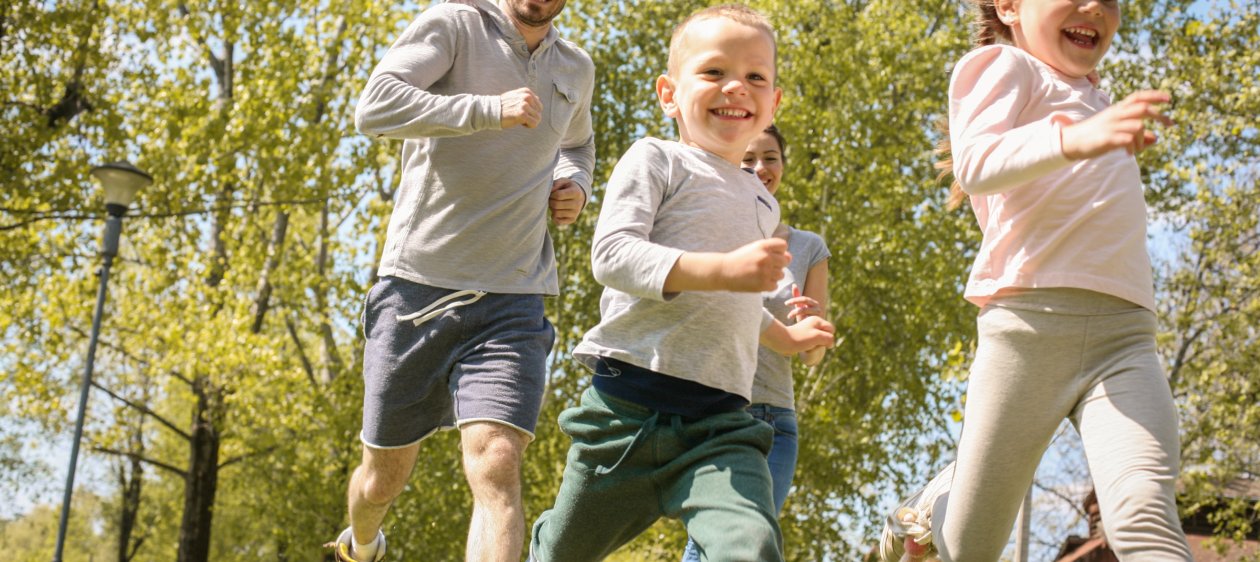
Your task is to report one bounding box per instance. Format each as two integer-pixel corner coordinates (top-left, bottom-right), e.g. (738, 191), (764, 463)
(574, 138), (780, 400)
(356, 0), (595, 295)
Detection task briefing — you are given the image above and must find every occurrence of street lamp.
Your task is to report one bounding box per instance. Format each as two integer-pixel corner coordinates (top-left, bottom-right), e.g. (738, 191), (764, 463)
(53, 162), (152, 562)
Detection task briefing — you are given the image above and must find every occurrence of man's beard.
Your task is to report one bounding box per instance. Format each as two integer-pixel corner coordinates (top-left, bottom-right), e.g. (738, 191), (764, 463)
(507, 0), (563, 28)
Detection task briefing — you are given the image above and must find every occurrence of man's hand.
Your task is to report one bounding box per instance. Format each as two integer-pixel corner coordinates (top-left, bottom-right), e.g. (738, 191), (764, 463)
(500, 87), (543, 129)
(549, 179), (585, 226)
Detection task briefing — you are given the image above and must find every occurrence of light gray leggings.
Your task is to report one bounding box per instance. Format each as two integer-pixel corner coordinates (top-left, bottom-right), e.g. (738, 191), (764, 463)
(935, 288), (1192, 561)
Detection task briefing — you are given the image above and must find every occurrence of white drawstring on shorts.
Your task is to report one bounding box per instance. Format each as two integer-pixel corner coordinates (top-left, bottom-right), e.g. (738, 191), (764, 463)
(395, 289), (487, 326)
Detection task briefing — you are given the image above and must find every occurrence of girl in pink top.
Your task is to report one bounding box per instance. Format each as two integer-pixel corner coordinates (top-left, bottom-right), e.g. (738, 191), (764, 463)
(880, 1), (1191, 561)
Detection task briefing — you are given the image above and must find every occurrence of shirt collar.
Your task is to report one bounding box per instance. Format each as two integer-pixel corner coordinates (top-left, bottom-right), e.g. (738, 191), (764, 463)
(473, 0), (560, 54)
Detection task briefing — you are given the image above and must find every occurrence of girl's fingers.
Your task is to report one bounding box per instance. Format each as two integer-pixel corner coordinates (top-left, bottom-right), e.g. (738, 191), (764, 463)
(1124, 89), (1171, 105)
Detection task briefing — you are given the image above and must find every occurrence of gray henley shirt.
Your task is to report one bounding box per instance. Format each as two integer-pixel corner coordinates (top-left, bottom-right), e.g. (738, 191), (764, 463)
(356, 0), (595, 295)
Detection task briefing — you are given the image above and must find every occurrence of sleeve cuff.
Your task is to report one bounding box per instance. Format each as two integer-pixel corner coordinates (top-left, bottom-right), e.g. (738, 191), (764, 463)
(481, 95), (502, 131)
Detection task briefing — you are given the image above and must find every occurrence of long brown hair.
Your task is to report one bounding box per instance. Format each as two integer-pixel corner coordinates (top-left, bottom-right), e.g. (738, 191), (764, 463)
(764, 123), (787, 166)
(943, 1), (1013, 210)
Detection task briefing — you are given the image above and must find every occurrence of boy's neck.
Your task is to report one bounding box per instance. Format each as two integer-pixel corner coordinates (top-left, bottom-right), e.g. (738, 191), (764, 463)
(678, 137), (746, 166)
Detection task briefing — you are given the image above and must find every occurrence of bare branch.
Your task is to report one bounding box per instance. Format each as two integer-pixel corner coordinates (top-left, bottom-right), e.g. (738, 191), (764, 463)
(218, 445), (278, 470)
(91, 381), (192, 441)
(1033, 480), (1088, 520)
(93, 446), (187, 479)
(285, 316), (318, 388)
(0, 197), (330, 231)
(64, 324), (195, 389)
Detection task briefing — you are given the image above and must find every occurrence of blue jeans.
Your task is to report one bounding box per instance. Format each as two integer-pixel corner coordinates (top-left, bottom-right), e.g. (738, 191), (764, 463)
(681, 405), (798, 562)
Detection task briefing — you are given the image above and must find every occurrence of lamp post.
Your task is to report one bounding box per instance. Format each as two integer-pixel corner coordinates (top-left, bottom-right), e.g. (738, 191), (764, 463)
(53, 162), (152, 562)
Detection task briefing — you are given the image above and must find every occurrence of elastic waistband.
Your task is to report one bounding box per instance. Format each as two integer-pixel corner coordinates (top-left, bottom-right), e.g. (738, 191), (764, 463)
(986, 287), (1144, 316)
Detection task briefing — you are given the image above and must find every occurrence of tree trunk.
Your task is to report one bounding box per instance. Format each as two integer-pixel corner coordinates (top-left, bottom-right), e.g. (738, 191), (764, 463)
(116, 443), (144, 562)
(177, 379), (222, 562)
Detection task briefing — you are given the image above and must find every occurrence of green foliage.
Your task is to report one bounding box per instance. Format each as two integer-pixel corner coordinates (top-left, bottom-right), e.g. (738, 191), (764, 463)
(2, 0), (1257, 560)
(1110, 1), (1260, 550)
(0, 494), (113, 562)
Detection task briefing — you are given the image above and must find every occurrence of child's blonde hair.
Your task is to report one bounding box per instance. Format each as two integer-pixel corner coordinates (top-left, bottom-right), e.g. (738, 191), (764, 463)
(942, 0), (1012, 210)
(667, 4), (777, 77)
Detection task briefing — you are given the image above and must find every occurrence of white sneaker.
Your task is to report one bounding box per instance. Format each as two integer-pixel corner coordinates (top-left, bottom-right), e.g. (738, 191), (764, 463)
(879, 461), (955, 562)
(327, 527), (386, 562)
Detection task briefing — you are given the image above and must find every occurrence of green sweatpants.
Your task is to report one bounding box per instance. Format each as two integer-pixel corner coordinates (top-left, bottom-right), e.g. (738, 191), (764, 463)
(530, 387), (782, 562)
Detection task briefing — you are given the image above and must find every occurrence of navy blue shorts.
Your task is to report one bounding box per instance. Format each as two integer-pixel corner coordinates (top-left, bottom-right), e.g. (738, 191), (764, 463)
(359, 276), (554, 448)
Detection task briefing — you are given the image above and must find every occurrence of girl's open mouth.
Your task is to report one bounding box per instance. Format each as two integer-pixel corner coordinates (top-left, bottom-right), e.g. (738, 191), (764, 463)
(1063, 27), (1099, 48)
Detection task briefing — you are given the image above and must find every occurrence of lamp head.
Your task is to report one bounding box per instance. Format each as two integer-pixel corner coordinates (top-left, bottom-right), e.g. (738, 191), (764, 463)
(91, 161), (152, 217)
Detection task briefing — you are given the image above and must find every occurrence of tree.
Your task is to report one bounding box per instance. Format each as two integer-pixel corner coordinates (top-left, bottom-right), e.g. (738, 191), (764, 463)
(3, 0), (1257, 560)
(2, 0), (401, 559)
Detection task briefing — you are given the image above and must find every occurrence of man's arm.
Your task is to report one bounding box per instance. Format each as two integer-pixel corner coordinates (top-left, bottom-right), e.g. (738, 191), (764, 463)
(355, 7), (502, 139)
(551, 54), (596, 214)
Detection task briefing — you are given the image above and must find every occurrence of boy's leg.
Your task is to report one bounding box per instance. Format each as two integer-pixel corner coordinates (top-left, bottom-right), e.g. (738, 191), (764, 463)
(933, 305), (1084, 562)
(683, 406), (794, 562)
(1074, 310), (1191, 561)
(530, 388), (665, 562)
(461, 421), (530, 562)
(666, 409), (782, 562)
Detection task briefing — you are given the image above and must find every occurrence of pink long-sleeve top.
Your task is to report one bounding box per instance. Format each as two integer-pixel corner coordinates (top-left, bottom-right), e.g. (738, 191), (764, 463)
(950, 44), (1155, 311)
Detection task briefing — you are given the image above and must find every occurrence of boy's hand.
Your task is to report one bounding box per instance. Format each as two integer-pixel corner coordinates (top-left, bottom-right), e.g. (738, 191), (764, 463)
(549, 179), (585, 226)
(720, 238), (791, 292)
(500, 87), (543, 129)
(1061, 90), (1174, 160)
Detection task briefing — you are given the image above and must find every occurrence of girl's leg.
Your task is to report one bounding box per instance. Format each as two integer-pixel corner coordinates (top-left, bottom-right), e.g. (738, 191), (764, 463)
(1074, 310), (1191, 561)
(934, 305), (1085, 562)
(764, 407), (799, 514)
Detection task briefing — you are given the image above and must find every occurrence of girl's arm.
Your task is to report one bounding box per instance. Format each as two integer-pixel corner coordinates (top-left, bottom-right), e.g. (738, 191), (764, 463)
(1061, 90), (1173, 159)
(949, 46), (1074, 196)
(760, 316), (835, 356)
(788, 259), (830, 366)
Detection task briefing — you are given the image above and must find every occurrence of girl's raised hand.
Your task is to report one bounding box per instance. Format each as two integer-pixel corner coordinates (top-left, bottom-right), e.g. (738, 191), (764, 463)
(786, 284), (822, 323)
(1061, 90), (1174, 160)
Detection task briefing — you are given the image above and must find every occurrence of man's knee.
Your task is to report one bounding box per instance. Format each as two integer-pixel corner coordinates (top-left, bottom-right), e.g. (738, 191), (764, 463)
(355, 464), (409, 506)
(355, 445), (420, 506)
(461, 423), (527, 490)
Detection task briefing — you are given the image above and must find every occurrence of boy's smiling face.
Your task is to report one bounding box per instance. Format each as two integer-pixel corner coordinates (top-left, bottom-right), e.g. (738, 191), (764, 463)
(657, 17), (781, 164)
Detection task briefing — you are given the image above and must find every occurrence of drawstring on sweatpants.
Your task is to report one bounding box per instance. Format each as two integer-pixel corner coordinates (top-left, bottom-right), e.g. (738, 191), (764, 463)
(396, 289), (486, 326)
(592, 410), (685, 476)
(596, 411), (674, 476)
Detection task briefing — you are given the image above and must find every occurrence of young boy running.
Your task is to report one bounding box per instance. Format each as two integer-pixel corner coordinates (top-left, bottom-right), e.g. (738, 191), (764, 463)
(529, 5), (835, 561)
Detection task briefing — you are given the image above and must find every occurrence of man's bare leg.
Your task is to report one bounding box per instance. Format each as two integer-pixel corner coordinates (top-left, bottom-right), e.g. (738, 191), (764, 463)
(346, 442), (421, 557)
(460, 421), (530, 562)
